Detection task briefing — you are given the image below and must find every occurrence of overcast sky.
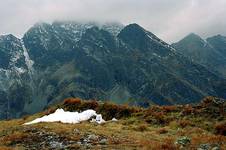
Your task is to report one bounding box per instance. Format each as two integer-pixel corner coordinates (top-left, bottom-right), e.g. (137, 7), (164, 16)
(0, 0), (225, 43)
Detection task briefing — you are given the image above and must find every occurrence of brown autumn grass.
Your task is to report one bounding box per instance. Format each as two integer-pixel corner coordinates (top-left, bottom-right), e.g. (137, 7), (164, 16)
(0, 96), (225, 149)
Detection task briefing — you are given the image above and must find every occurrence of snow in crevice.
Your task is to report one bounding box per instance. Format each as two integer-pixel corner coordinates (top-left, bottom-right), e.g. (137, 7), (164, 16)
(9, 52), (26, 76)
(14, 67), (26, 74)
(19, 39), (37, 100)
(24, 109), (106, 125)
(21, 39), (34, 75)
(0, 41), (27, 90)
(146, 32), (176, 52)
(0, 68), (23, 91)
(153, 53), (162, 58)
(10, 51), (21, 64)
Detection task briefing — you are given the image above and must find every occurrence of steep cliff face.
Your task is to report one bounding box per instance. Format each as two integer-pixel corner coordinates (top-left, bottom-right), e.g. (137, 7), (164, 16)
(0, 34), (32, 118)
(0, 22), (226, 119)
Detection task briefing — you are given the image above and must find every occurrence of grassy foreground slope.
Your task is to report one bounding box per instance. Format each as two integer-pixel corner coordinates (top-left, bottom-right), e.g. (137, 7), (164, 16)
(0, 96), (225, 150)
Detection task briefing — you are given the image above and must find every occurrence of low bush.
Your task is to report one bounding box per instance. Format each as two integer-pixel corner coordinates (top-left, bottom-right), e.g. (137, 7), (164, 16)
(157, 128), (168, 134)
(79, 100), (99, 110)
(1, 132), (29, 145)
(153, 137), (178, 150)
(44, 107), (57, 115)
(145, 111), (168, 125)
(182, 105), (194, 115)
(63, 98), (99, 112)
(0, 146), (13, 150)
(162, 106), (179, 113)
(135, 124), (148, 132)
(97, 102), (138, 120)
(63, 98), (82, 105)
(145, 106), (162, 116)
(122, 117), (138, 125)
(215, 122), (226, 136)
(178, 119), (193, 128)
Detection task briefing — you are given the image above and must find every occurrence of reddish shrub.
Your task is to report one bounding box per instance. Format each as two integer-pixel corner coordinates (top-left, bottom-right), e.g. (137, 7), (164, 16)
(145, 111), (168, 125)
(97, 102), (119, 119)
(2, 132), (29, 145)
(145, 106), (162, 118)
(202, 96), (215, 105)
(144, 105), (172, 124)
(63, 98), (99, 112)
(44, 108), (57, 115)
(22, 115), (29, 120)
(140, 139), (179, 150)
(215, 122), (226, 136)
(153, 112), (166, 123)
(157, 128), (168, 134)
(191, 134), (226, 148)
(182, 105), (194, 115)
(63, 98), (82, 105)
(97, 102), (138, 120)
(135, 124), (148, 132)
(162, 106), (178, 113)
(145, 105), (179, 115)
(178, 120), (192, 128)
(80, 100), (99, 110)
(0, 146), (13, 150)
(160, 137), (178, 150)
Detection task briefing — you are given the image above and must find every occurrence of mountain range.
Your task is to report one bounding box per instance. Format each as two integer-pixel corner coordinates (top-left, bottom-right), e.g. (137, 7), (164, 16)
(172, 33), (226, 77)
(0, 21), (226, 119)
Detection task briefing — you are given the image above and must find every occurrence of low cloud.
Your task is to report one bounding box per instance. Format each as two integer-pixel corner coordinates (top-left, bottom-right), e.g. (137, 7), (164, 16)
(0, 0), (225, 43)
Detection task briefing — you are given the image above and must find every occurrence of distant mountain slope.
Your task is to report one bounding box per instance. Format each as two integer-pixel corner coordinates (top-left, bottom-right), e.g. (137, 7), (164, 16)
(207, 35), (226, 57)
(0, 22), (226, 119)
(172, 33), (226, 76)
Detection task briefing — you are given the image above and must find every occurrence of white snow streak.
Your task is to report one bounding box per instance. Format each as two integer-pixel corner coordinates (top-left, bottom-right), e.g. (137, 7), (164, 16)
(21, 39), (34, 75)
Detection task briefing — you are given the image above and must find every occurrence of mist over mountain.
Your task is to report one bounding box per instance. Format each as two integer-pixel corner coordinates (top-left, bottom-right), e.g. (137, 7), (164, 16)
(0, 21), (226, 119)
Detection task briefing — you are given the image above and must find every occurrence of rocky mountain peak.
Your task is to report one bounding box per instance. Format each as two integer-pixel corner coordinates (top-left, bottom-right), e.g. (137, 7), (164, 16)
(173, 33), (226, 77)
(118, 23), (146, 38)
(206, 34), (226, 59)
(178, 33), (206, 46)
(0, 34), (21, 49)
(207, 34), (226, 41)
(101, 22), (124, 36)
(117, 23), (153, 51)
(206, 34), (226, 46)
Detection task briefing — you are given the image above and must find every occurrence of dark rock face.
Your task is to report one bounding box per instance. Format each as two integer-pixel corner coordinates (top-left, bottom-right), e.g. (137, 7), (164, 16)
(0, 22), (226, 119)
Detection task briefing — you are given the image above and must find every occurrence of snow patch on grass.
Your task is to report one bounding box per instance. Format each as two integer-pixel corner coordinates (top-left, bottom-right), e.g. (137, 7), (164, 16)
(24, 109), (105, 125)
